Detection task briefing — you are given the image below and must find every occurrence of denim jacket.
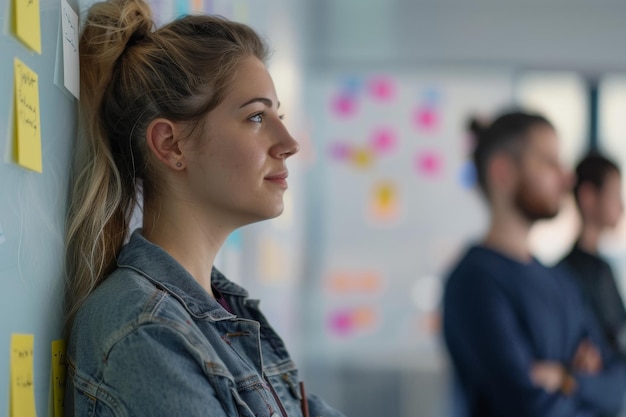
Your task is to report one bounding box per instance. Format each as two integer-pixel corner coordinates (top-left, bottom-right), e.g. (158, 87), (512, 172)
(65, 230), (344, 417)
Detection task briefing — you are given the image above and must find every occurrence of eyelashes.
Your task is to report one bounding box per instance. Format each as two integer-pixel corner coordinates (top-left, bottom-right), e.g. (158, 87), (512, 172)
(248, 112), (286, 123)
(249, 113), (263, 123)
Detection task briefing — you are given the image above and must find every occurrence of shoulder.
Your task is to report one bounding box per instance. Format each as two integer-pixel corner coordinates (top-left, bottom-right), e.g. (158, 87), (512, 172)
(444, 247), (507, 308)
(77, 266), (163, 329)
(446, 246), (500, 287)
(70, 266), (198, 360)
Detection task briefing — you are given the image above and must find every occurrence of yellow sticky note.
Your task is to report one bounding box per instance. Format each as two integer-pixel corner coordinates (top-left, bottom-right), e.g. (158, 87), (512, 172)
(376, 183), (395, 208)
(10, 334), (37, 417)
(366, 181), (403, 225)
(51, 340), (66, 417)
(14, 0), (42, 54)
(352, 148), (373, 169)
(14, 58), (43, 173)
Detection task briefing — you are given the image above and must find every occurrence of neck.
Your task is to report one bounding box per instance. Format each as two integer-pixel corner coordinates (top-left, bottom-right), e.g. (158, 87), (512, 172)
(577, 222), (602, 254)
(142, 197), (234, 296)
(483, 207), (533, 262)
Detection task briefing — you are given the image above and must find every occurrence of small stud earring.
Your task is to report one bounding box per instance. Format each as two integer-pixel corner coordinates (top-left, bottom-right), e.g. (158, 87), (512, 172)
(176, 162), (182, 168)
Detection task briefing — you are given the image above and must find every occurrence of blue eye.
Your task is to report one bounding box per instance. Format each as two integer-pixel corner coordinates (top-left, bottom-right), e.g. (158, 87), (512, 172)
(248, 112), (286, 123)
(249, 113), (263, 123)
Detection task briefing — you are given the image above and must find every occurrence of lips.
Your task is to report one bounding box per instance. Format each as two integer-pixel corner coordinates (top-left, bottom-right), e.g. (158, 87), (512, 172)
(264, 171), (288, 181)
(264, 171), (289, 188)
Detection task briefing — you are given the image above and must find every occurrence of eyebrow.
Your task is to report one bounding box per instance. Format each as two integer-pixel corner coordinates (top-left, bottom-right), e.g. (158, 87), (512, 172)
(239, 98), (281, 109)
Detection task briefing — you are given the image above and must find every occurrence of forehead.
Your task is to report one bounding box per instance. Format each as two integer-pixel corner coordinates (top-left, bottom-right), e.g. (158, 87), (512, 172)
(525, 124), (559, 154)
(224, 57), (275, 103)
(604, 169), (622, 186)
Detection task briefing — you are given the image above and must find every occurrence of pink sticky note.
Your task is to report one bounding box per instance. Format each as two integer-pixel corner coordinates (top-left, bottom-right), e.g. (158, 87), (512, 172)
(370, 128), (397, 154)
(413, 106), (439, 131)
(328, 142), (353, 161)
(328, 311), (354, 336)
(368, 76), (395, 102)
(331, 94), (357, 118)
(415, 151), (443, 176)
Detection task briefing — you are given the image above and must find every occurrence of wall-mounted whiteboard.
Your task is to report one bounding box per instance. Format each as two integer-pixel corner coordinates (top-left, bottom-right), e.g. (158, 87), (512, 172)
(303, 69), (517, 368)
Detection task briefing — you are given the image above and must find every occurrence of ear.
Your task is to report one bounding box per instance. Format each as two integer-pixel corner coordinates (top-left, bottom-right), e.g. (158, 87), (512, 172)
(488, 153), (517, 192)
(145, 118), (186, 171)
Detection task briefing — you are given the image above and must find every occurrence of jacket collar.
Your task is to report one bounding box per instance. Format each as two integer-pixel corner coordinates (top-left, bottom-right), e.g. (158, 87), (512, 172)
(116, 229), (248, 320)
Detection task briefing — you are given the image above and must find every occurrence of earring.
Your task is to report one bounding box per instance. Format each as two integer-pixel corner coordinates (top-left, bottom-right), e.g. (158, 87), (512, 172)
(176, 162), (182, 168)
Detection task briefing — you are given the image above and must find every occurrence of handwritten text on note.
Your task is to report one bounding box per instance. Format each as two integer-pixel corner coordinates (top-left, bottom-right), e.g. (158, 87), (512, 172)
(61, 0), (80, 98)
(14, 58), (43, 173)
(10, 334), (37, 417)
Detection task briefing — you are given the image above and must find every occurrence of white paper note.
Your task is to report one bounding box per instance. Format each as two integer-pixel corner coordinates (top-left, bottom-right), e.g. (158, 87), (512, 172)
(61, 0), (80, 99)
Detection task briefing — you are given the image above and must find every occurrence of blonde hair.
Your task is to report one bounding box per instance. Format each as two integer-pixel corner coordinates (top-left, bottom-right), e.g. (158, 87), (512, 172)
(65, 0), (268, 336)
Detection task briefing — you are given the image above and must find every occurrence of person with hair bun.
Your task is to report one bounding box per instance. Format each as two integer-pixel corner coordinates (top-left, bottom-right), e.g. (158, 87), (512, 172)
(64, 1), (345, 416)
(442, 111), (626, 417)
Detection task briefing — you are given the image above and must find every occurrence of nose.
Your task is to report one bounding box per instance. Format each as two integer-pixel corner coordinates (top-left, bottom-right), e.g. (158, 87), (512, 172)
(270, 121), (300, 159)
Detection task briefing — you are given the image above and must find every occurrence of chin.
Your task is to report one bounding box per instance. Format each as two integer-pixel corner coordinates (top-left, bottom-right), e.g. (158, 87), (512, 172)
(257, 204), (285, 221)
(268, 205), (285, 219)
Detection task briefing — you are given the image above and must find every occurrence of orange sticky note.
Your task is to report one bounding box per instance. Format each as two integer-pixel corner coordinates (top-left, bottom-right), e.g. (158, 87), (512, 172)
(51, 340), (66, 417)
(10, 334), (37, 417)
(13, 0), (42, 54)
(14, 58), (43, 173)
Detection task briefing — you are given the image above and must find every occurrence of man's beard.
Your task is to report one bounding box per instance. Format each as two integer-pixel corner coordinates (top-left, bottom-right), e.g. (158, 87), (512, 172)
(513, 178), (560, 222)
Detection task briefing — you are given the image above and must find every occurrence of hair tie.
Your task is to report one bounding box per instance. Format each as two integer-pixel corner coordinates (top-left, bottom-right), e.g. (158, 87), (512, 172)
(126, 30), (146, 49)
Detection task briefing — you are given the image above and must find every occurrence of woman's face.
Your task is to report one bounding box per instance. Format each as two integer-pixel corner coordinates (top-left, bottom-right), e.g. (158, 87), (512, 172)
(182, 56), (299, 227)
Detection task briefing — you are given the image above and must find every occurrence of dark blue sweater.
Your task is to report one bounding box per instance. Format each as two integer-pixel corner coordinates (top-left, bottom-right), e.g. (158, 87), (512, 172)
(443, 245), (626, 417)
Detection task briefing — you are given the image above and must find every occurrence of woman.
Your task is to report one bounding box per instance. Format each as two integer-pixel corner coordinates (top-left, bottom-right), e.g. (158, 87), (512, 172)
(64, 1), (344, 416)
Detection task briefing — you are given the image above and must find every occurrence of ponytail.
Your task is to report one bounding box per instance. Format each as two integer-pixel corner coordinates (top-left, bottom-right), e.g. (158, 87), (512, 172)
(64, 0), (150, 337)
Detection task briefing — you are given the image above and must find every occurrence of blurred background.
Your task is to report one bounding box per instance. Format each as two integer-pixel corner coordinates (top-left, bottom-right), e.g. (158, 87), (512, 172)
(209, 1), (626, 416)
(2, 0), (626, 415)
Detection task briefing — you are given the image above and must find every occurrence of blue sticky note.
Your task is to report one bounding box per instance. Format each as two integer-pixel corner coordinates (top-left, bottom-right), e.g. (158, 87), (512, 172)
(339, 75), (363, 96)
(175, 0), (191, 17)
(420, 87), (442, 105)
(458, 161), (477, 189)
